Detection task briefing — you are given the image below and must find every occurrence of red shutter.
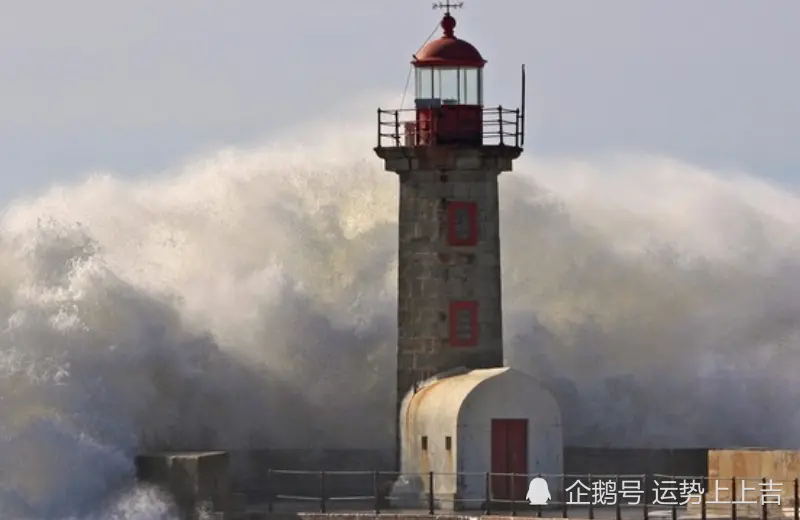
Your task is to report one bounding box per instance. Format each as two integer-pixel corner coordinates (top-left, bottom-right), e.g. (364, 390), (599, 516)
(449, 300), (478, 347)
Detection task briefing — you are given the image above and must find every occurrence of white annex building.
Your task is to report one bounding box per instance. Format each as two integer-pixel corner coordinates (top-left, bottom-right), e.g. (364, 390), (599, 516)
(398, 367), (563, 507)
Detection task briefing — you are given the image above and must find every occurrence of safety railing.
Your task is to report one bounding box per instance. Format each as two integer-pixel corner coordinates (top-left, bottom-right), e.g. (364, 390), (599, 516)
(249, 470), (800, 519)
(376, 106), (524, 149)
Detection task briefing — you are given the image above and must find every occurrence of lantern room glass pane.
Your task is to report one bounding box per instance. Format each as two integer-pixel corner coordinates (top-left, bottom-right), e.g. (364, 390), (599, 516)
(460, 68), (482, 105)
(435, 68), (460, 104)
(415, 66), (483, 105)
(415, 68), (434, 100)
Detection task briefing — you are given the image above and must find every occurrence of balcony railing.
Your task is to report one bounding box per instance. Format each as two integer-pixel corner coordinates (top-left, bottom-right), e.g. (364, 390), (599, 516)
(376, 106), (524, 149)
(244, 470), (798, 519)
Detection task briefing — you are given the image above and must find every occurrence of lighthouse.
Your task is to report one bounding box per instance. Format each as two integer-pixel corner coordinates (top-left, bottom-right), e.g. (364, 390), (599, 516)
(375, 3), (562, 506)
(375, 2), (525, 422)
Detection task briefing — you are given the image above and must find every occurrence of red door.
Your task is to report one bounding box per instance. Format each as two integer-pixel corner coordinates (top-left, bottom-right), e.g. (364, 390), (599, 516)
(491, 419), (528, 501)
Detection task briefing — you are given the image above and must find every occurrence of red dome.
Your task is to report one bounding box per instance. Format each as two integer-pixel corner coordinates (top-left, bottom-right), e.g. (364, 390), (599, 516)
(413, 14), (486, 68)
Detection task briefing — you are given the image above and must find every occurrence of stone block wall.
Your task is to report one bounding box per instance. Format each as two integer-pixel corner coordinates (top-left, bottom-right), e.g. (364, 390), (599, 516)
(375, 146), (520, 410)
(135, 451), (231, 518)
(707, 449), (800, 504)
(685, 449), (800, 517)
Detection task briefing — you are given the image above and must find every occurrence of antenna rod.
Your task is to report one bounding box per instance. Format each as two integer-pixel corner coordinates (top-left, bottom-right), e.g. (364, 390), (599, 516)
(520, 64), (526, 147)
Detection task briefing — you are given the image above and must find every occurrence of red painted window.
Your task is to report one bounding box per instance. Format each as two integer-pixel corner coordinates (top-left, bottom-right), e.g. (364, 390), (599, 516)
(447, 201), (478, 246)
(449, 300), (478, 347)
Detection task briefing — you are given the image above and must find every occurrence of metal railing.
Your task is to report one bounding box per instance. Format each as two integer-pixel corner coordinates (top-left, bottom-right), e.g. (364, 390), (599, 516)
(376, 106), (524, 149)
(249, 470), (800, 519)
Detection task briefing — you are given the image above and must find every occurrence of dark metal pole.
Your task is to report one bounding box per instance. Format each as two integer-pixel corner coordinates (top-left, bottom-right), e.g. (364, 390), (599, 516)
(701, 477), (707, 520)
(319, 471), (326, 513)
(266, 469), (273, 513)
(428, 471), (435, 515)
(510, 473), (517, 517)
(588, 475), (594, 520)
(615, 475), (622, 520)
(794, 478), (798, 520)
(376, 108), (381, 147)
(373, 470), (380, 514)
(537, 473), (543, 518)
(731, 477), (736, 520)
(761, 477), (767, 520)
(520, 64), (526, 146)
(561, 474), (567, 518)
(498, 106), (504, 145)
(484, 472), (491, 515)
(394, 111), (400, 147)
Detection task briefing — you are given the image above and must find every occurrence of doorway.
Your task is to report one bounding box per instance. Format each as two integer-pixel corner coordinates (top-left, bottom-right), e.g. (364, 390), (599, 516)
(490, 418), (528, 501)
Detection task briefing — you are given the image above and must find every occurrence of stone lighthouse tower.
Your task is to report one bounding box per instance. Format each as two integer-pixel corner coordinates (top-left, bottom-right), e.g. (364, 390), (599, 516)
(375, 3), (525, 420)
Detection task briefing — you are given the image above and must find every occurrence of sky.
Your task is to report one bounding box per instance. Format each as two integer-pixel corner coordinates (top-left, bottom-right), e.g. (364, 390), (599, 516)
(1, 0), (799, 203)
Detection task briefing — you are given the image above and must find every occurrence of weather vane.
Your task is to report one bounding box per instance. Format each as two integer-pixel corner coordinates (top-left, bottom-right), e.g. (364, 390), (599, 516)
(432, 1), (464, 15)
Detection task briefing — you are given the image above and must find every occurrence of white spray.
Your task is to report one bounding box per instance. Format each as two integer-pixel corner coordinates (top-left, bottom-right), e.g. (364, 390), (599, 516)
(0, 103), (798, 517)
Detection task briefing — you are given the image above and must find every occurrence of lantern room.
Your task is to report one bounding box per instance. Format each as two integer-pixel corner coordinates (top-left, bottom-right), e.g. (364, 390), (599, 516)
(411, 11), (486, 146)
(375, 4), (525, 151)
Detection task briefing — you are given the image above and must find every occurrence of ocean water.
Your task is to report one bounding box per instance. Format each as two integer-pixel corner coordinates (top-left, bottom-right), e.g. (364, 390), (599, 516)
(1, 98), (799, 517)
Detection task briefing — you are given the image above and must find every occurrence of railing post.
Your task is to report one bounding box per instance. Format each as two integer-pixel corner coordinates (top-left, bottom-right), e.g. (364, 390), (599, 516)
(794, 478), (798, 520)
(484, 472), (491, 515)
(373, 470), (381, 514)
(671, 496), (678, 520)
(498, 106), (504, 145)
(376, 108), (381, 147)
(588, 474), (594, 519)
(615, 475), (621, 520)
(514, 108), (520, 148)
(319, 470), (326, 513)
(537, 473), (543, 518)
(731, 477), (737, 520)
(643, 474), (649, 520)
(266, 469), (273, 513)
(510, 473), (517, 516)
(428, 471), (435, 514)
(761, 477), (767, 520)
(701, 477), (707, 520)
(394, 111), (400, 147)
(561, 474), (567, 518)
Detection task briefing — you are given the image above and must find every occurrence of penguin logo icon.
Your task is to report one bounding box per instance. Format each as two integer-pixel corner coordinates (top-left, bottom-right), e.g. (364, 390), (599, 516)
(526, 477), (551, 505)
